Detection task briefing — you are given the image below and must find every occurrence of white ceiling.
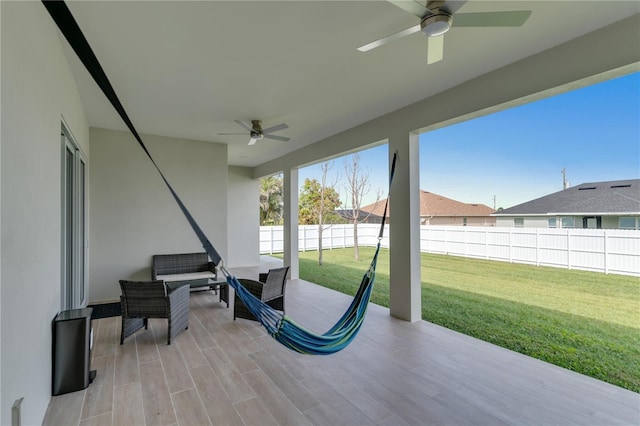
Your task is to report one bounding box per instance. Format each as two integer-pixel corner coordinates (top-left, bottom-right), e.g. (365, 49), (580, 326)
(61, 1), (640, 168)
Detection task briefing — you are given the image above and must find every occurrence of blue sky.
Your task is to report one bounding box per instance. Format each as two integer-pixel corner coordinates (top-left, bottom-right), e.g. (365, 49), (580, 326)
(299, 72), (639, 209)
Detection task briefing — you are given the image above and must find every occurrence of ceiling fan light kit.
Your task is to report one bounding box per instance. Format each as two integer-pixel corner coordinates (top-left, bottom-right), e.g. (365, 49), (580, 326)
(248, 128), (264, 146)
(421, 11), (452, 36)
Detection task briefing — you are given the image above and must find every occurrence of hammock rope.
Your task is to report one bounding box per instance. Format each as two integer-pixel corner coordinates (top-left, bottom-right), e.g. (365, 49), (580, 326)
(43, 0), (396, 355)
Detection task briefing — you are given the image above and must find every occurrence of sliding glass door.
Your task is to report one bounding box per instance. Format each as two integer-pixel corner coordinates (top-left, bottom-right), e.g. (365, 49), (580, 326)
(61, 124), (88, 310)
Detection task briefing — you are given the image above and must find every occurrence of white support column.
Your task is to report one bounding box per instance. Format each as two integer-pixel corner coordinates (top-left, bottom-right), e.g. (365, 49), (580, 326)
(283, 168), (299, 279)
(388, 132), (421, 322)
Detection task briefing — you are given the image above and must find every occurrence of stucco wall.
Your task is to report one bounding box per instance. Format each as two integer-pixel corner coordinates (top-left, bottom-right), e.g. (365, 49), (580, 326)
(524, 217), (551, 228)
(89, 128), (228, 302)
(426, 216), (496, 226)
(227, 166), (260, 267)
(496, 215), (637, 229)
(496, 217), (548, 227)
(0, 2), (89, 423)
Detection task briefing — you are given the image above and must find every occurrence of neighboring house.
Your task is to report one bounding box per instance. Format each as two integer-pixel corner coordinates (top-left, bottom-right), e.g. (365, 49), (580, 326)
(493, 179), (640, 229)
(360, 190), (496, 226)
(335, 208), (385, 224)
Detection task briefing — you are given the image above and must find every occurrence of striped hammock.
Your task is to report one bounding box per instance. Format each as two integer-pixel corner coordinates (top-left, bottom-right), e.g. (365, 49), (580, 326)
(222, 243), (381, 355)
(44, 0), (393, 355)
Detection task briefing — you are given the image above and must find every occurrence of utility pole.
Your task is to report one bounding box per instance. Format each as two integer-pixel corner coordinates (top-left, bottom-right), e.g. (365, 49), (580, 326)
(561, 168), (568, 189)
(493, 195), (496, 210)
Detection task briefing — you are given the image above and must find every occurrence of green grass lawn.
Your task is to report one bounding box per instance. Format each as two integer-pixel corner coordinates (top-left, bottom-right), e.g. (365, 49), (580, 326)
(281, 247), (640, 392)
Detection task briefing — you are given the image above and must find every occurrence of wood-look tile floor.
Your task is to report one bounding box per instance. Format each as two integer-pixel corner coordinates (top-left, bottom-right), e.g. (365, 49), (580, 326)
(44, 263), (639, 425)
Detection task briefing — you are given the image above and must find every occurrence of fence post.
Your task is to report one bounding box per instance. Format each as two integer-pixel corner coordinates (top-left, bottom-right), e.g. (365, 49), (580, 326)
(343, 224), (347, 249)
(509, 228), (513, 263)
(485, 228), (489, 259)
(444, 226), (448, 255)
(464, 227), (468, 257)
(567, 230), (571, 270)
(536, 229), (540, 266)
(302, 226), (306, 252)
(270, 226), (274, 255)
(329, 225), (333, 250)
(604, 230), (608, 274)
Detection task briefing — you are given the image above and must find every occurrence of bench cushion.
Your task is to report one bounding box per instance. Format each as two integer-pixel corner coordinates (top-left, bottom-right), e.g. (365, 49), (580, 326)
(156, 271), (217, 282)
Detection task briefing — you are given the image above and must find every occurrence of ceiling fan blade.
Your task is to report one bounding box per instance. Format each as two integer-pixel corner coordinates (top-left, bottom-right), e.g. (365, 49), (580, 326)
(262, 123), (288, 134)
(248, 137), (259, 146)
(452, 10), (532, 27)
(427, 35), (444, 64)
(218, 132), (247, 135)
(234, 120), (254, 132)
(264, 134), (290, 142)
(357, 24), (421, 52)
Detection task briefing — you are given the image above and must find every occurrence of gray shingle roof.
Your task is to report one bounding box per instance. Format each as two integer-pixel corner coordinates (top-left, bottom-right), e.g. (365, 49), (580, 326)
(494, 179), (640, 215)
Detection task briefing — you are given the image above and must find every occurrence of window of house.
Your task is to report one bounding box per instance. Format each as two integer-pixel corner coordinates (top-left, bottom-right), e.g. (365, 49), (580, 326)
(514, 218), (524, 227)
(619, 217), (638, 229)
(548, 217), (557, 228)
(561, 217), (575, 228)
(463, 217), (468, 226)
(62, 123), (88, 310)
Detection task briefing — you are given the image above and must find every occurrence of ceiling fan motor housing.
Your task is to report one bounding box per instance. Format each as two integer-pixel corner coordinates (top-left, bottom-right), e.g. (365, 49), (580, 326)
(250, 120), (263, 133)
(421, 10), (452, 36)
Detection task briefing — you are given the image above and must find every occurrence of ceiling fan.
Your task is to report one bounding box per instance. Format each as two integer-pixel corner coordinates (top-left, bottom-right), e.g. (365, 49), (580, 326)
(218, 120), (290, 145)
(357, 0), (532, 64)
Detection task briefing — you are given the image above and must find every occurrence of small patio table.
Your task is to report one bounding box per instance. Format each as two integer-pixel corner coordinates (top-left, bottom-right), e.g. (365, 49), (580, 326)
(158, 275), (229, 308)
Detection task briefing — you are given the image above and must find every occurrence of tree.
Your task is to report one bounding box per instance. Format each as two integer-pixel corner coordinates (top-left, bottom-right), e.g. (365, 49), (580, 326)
(299, 162), (342, 265)
(259, 175), (283, 225)
(342, 153), (380, 260)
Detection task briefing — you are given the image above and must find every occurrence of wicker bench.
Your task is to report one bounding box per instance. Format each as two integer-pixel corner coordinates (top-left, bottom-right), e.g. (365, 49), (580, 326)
(151, 252), (228, 306)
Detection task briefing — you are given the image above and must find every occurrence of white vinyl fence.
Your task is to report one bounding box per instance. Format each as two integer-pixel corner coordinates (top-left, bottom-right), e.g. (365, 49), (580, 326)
(260, 224), (640, 277)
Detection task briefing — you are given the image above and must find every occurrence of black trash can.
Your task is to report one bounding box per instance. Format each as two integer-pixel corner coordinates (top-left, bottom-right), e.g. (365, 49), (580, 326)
(52, 308), (95, 395)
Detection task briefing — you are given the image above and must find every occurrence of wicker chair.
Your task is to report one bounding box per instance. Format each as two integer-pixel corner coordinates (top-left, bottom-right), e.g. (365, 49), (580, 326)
(119, 280), (189, 345)
(234, 266), (289, 321)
